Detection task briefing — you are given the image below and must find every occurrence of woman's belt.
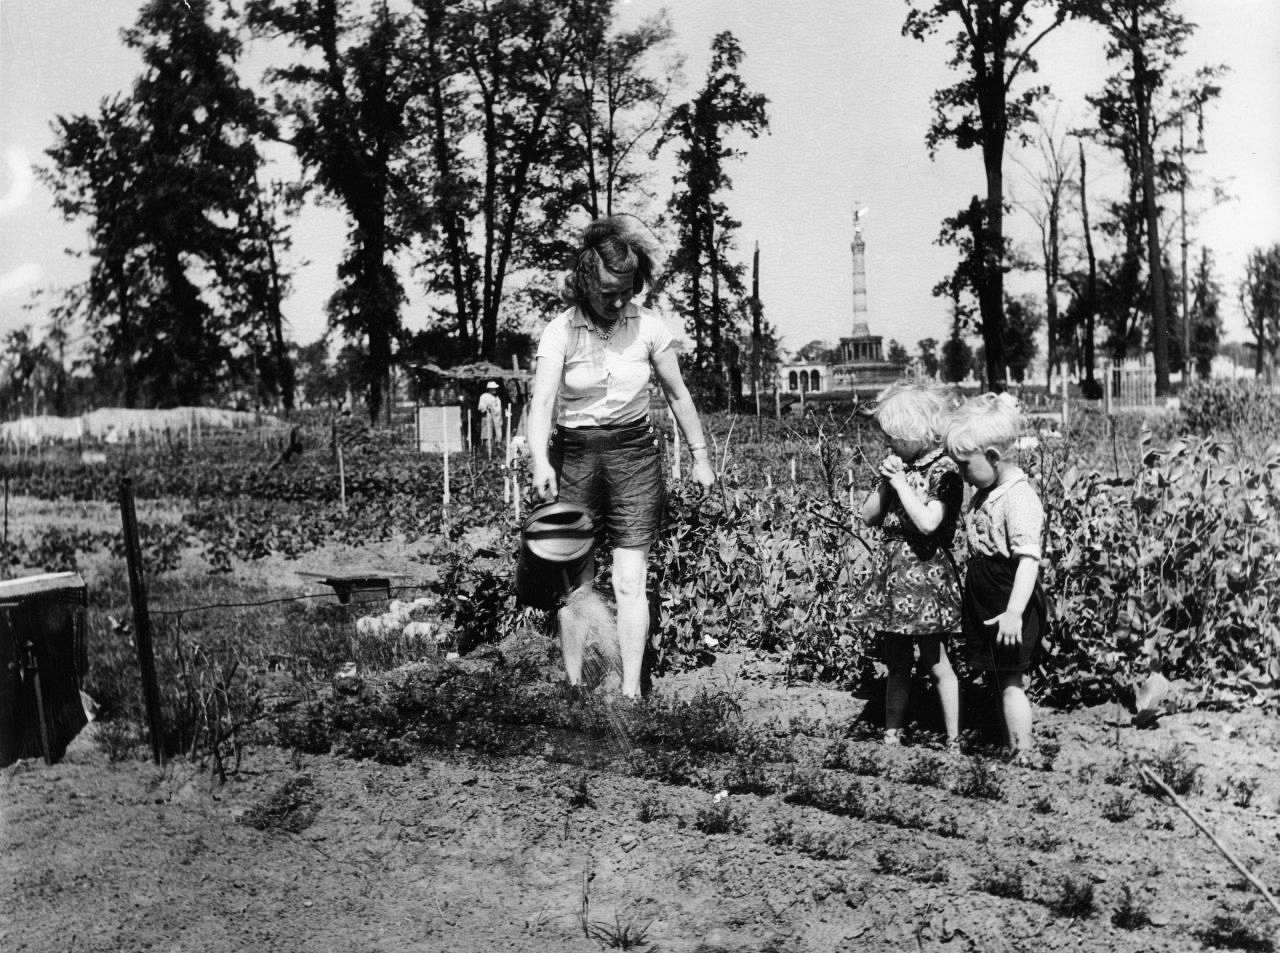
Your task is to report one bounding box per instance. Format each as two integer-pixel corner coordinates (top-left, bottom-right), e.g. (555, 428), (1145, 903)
(552, 417), (652, 449)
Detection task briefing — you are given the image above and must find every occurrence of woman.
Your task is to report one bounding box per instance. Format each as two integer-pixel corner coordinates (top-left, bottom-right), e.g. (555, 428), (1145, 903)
(528, 216), (716, 698)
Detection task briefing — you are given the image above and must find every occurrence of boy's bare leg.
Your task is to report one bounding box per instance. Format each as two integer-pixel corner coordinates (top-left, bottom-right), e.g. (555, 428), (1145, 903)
(997, 670), (1033, 753)
(921, 637), (960, 742)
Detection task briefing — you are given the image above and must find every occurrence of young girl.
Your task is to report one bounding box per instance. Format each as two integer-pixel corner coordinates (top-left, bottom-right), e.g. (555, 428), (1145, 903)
(861, 382), (964, 749)
(944, 393), (1048, 762)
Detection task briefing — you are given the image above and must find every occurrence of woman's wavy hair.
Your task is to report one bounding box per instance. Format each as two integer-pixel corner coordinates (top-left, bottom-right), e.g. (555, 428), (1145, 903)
(560, 215), (664, 306)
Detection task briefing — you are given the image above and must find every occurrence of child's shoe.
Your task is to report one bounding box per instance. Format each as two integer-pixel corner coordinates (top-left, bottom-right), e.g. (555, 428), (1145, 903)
(883, 728), (902, 747)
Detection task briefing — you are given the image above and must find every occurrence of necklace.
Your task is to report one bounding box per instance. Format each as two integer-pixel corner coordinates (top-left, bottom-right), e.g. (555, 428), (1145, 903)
(585, 306), (621, 342)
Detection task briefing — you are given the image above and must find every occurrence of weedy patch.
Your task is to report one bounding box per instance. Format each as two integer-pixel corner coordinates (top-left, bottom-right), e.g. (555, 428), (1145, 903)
(783, 769), (866, 819)
(977, 867), (1025, 901)
(582, 914), (654, 950)
(1030, 795), (1054, 814)
(1101, 790), (1136, 822)
(1141, 744), (1201, 797)
(898, 751), (946, 788)
(635, 795), (666, 824)
(1110, 884), (1152, 930)
(1218, 776), (1261, 809)
(1022, 827), (1062, 853)
(1198, 904), (1276, 952)
(875, 846), (913, 876)
(567, 774), (595, 810)
(952, 758), (1005, 801)
(627, 748), (701, 788)
(694, 799), (746, 835)
(1046, 870), (1095, 919)
(238, 774), (319, 834)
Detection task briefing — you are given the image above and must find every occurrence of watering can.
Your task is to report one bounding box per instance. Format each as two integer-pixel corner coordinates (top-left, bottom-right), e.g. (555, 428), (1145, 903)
(514, 501), (596, 610)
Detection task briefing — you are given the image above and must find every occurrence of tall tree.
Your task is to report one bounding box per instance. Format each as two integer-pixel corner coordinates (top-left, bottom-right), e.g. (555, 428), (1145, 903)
(1015, 116), (1075, 388)
(552, 11), (678, 222)
(1073, 136), (1100, 390)
(659, 31), (768, 404)
(1187, 246), (1221, 379)
(1240, 245), (1280, 381)
(1079, 0), (1193, 395)
(247, 0), (416, 421)
(904, 0), (1075, 392)
(44, 1), (281, 407)
(917, 337), (941, 378)
(1003, 293), (1044, 382)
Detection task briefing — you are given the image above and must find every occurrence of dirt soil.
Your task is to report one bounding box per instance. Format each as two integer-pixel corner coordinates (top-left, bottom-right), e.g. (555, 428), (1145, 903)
(5, 651), (1280, 953)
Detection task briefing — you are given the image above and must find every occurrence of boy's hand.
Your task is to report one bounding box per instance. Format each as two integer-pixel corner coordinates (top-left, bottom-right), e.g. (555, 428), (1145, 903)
(984, 610), (1023, 647)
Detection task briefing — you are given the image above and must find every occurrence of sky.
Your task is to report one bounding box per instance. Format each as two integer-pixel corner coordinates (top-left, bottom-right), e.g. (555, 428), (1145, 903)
(1, 0), (1277, 358)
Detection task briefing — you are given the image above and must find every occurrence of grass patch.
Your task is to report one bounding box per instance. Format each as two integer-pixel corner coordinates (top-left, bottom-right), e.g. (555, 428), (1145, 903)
(1141, 744), (1201, 797)
(694, 799), (746, 835)
(1101, 790), (1136, 822)
(977, 867), (1025, 901)
(238, 774), (319, 833)
(1198, 906), (1276, 951)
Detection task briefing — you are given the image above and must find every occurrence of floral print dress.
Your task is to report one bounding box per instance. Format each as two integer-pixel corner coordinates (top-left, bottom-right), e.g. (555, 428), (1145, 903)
(866, 447), (963, 637)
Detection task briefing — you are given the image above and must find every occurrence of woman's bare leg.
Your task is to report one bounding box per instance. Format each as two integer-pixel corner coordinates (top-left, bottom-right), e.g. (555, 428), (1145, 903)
(611, 545), (650, 697)
(557, 556), (595, 686)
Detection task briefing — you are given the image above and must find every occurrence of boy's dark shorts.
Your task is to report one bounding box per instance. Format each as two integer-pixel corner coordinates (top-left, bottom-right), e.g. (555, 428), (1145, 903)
(549, 418), (665, 550)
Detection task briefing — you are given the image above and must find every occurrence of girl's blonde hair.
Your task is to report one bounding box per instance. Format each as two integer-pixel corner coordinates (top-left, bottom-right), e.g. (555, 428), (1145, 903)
(872, 381), (956, 445)
(944, 392), (1024, 456)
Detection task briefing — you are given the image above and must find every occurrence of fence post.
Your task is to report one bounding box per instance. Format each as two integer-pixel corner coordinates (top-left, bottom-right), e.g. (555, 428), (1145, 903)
(337, 445), (347, 513)
(119, 477), (164, 765)
(1103, 360), (1114, 416)
(1060, 373), (1069, 428)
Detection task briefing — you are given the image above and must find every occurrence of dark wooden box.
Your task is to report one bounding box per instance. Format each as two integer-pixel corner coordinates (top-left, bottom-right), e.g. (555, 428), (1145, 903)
(0, 573), (89, 767)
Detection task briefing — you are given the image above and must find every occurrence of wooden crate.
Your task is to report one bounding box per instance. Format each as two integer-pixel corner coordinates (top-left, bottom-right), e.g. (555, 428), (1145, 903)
(0, 573), (88, 767)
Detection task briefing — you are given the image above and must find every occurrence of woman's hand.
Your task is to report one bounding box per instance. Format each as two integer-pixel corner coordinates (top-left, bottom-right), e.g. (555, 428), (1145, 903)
(531, 459), (558, 501)
(690, 453), (716, 488)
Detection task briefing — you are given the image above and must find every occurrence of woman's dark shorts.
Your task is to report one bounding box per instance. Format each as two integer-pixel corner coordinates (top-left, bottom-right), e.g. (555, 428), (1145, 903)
(549, 418), (665, 549)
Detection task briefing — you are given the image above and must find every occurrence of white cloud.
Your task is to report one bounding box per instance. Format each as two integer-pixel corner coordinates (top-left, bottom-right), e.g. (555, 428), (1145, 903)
(0, 263), (42, 297)
(0, 147), (35, 217)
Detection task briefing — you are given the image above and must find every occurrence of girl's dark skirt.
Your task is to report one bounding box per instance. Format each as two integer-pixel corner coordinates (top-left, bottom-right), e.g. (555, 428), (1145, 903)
(549, 418), (665, 550)
(961, 553), (1047, 674)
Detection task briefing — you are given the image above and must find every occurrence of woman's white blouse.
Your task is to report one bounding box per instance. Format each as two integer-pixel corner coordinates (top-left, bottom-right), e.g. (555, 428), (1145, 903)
(534, 303), (676, 427)
(964, 469), (1045, 560)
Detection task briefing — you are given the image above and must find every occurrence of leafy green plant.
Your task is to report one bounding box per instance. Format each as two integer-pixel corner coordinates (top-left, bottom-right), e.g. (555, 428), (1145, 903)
(952, 758), (1005, 801)
(1101, 791), (1136, 822)
(1142, 745), (1202, 796)
(1198, 904), (1277, 952)
(1111, 884), (1152, 930)
(1046, 871), (1095, 919)
(694, 799), (745, 835)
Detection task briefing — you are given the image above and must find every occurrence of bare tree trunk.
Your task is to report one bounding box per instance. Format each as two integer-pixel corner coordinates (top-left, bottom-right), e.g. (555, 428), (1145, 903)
(1130, 11), (1171, 395)
(1078, 139), (1098, 384)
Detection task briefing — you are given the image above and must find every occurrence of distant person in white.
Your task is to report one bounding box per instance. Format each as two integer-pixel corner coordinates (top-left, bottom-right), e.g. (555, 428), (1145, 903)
(477, 380), (503, 449)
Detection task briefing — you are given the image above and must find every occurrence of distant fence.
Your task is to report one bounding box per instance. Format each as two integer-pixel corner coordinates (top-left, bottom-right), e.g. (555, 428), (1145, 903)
(1103, 358), (1157, 412)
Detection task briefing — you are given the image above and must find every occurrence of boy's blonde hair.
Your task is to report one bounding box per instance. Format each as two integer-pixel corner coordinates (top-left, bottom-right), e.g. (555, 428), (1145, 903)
(872, 381), (956, 445)
(944, 392), (1024, 456)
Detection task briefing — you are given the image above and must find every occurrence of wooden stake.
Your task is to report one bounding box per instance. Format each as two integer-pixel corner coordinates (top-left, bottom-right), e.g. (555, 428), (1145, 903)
(1140, 766), (1280, 918)
(337, 445), (347, 512)
(442, 406), (451, 506)
(1060, 373), (1069, 428)
(790, 457), (797, 483)
(119, 477), (164, 765)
